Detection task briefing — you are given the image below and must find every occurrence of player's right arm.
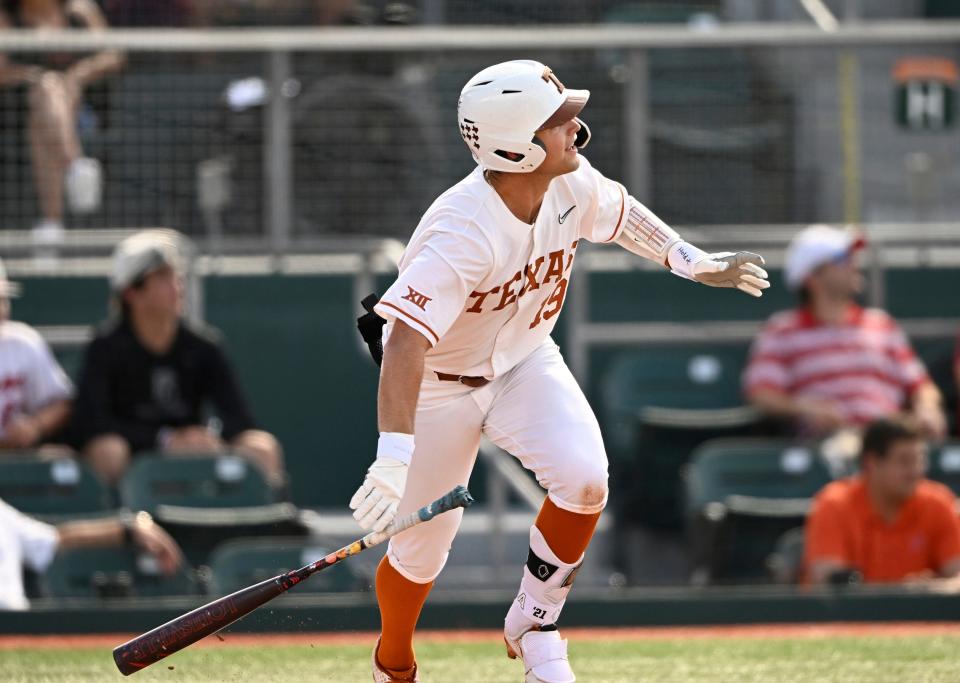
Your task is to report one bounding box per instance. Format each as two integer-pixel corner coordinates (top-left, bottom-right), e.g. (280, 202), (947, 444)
(349, 227), (493, 532)
(348, 321), (432, 532)
(378, 320), (431, 436)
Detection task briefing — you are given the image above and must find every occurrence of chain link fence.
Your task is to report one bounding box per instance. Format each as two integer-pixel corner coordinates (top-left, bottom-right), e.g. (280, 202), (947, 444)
(2, 20), (959, 247)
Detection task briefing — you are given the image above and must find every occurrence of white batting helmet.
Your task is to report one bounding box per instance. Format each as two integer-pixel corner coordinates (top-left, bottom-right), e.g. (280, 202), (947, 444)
(457, 60), (591, 173)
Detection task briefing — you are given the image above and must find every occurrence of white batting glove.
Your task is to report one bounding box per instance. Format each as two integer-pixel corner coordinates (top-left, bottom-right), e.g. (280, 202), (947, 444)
(349, 433), (414, 532)
(667, 242), (771, 298)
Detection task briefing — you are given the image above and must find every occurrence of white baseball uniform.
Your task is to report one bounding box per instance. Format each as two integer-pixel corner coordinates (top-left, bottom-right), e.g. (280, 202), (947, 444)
(0, 321), (73, 442)
(373, 156), (675, 583)
(0, 497), (59, 610)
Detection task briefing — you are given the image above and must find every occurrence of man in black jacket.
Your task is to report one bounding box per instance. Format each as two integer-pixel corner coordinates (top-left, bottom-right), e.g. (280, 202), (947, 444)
(72, 231), (284, 489)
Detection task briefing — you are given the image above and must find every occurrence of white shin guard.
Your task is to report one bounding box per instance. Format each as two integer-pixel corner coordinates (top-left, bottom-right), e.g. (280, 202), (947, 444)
(505, 525), (582, 637)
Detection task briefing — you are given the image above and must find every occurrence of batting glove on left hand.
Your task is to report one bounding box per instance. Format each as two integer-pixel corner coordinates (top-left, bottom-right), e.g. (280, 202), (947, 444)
(349, 457), (408, 532)
(667, 242), (770, 298)
(692, 251), (770, 297)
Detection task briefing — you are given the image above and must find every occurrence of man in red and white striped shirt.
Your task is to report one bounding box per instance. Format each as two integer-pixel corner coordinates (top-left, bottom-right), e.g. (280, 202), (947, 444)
(744, 225), (945, 439)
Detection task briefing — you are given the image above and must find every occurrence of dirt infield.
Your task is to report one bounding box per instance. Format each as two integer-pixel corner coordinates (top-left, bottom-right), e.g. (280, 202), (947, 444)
(1, 622), (958, 650)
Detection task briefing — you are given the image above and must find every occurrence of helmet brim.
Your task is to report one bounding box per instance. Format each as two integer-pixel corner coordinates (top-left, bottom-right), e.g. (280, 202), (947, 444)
(538, 89), (590, 131)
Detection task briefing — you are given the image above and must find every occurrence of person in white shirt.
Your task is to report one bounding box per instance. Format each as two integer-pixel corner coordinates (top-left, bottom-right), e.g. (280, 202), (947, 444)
(0, 497), (183, 611)
(0, 258), (73, 451)
(350, 60), (770, 683)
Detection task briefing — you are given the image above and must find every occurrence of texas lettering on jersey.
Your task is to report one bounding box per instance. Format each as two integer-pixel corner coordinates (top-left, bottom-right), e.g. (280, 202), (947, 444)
(373, 156), (674, 377)
(465, 240), (578, 330)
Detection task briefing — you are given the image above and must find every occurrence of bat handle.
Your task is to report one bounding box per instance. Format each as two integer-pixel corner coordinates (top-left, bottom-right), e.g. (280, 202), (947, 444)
(362, 485), (475, 547)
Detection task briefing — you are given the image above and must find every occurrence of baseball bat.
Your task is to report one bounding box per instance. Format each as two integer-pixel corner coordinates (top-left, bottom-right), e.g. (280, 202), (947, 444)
(113, 485), (473, 675)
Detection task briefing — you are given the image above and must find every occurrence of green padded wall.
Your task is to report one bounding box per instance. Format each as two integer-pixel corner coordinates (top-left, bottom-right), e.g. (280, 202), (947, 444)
(11, 277), (110, 326)
(10, 266), (958, 508)
(588, 268), (793, 322)
(203, 274), (378, 507)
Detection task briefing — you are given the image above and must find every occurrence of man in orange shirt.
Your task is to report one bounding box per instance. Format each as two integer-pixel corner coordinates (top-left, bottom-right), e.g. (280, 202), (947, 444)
(804, 415), (960, 584)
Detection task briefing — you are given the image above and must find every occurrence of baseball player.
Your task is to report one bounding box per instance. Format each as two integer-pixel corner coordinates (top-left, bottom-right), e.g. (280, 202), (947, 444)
(350, 60), (770, 683)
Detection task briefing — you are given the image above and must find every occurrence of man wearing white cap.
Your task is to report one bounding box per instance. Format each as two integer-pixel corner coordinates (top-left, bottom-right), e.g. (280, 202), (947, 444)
(0, 258), (73, 451)
(744, 224), (945, 438)
(71, 230), (285, 489)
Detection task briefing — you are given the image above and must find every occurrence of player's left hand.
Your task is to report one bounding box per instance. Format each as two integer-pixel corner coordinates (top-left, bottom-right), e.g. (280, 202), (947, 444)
(691, 251), (770, 297)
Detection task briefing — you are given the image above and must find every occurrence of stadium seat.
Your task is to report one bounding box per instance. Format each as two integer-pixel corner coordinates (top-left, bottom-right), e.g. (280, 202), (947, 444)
(766, 526), (806, 585)
(912, 337), (959, 435)
(601, 344), (751, 418)
(208, 537), (368, 596)
(685, 438), (832, 584)
(601, 345), (760, 531)
(44, 546), (200, 599)
(119, 453), (278, 514)
(927, 441), (960, 497)
(0, 456), (112, 520)
(119, 454), (306, 566)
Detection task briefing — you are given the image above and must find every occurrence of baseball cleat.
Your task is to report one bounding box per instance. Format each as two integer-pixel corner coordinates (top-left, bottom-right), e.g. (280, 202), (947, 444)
(505, 624), (575, 683)
(371, 639), (419, 683)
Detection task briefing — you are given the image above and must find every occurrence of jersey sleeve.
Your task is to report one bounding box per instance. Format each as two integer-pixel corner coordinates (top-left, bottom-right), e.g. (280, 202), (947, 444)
(567, 156), (628, 244)
(375, 228), (493, 346)
(22, 332), (72, 413)
(803, 493), (851, 568)
(0, 498), (59, 573)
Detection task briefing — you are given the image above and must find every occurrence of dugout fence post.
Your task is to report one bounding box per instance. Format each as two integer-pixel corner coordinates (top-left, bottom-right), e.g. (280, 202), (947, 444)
(265, 50), (294, 258)
(624, 49), (651, 208)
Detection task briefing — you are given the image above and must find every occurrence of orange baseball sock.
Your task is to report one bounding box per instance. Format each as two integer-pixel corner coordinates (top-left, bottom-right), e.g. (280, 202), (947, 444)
(375, 555), (433, 673)
(535, 496), (601, 564)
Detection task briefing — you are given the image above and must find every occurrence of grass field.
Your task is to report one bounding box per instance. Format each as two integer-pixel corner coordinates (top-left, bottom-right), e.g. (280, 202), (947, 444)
(2, 629), (960, 683)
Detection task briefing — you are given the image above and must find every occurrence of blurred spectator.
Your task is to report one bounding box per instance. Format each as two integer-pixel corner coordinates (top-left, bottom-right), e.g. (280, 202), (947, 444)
(0, 257), (73, 452)
(103, 0), (195, 27)
(71, 231), (285, 489)
(189, 0), (399, 27)
(0, 499), (182, 610)
(954, 333), (960, 435)
(804, 416), (960, 585)
(0, 0), (125, 247)
(744, 225), (946, 440)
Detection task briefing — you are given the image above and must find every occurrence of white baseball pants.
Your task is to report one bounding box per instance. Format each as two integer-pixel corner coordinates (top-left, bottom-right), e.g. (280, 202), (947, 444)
(386, 339), (608, 583)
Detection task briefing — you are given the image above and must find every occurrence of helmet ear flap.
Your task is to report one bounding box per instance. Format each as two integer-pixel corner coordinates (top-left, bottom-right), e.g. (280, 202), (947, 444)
(574, 118), (591, 149)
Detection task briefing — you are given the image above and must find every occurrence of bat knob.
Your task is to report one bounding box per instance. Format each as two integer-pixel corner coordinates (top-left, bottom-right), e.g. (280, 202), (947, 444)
(450, 485), (474, 509)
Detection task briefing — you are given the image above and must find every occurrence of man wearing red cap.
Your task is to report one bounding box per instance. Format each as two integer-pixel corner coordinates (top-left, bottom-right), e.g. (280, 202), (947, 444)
(744, 224), (945, 439)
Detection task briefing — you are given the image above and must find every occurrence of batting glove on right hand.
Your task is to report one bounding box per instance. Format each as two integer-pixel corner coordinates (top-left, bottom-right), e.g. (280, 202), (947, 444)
(349, 457), (408, 532)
